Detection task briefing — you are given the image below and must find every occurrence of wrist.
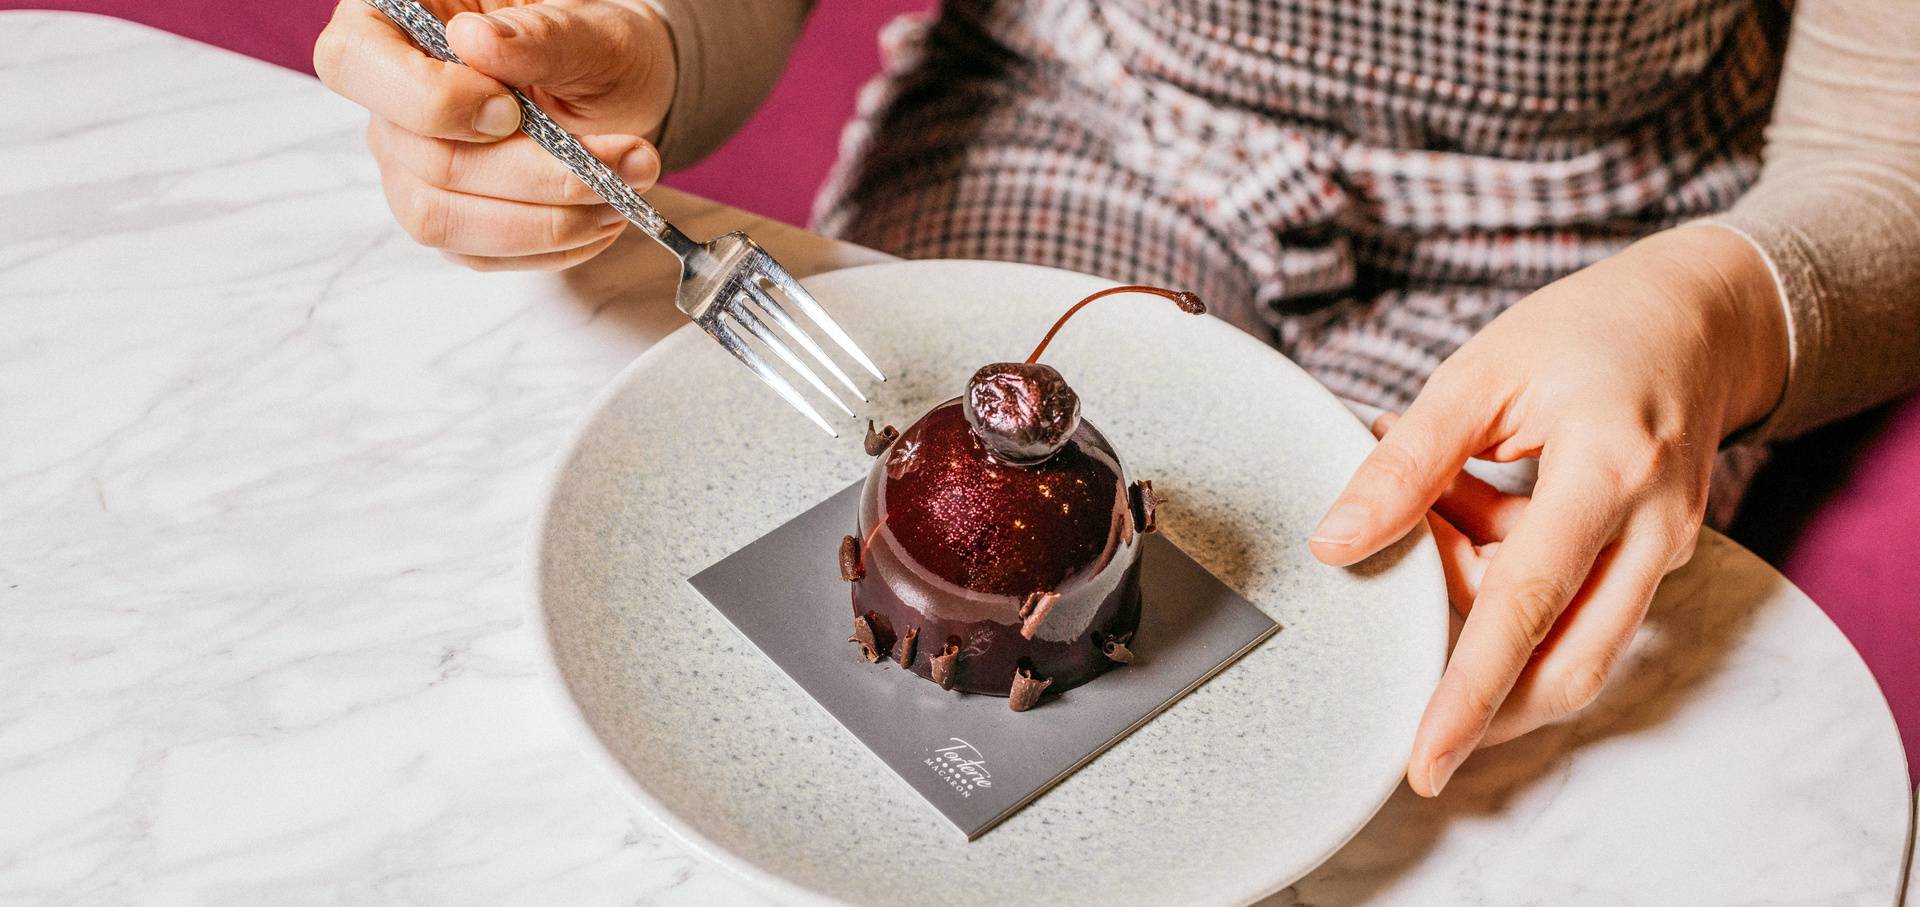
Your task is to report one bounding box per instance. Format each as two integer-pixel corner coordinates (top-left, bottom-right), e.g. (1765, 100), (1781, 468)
(1631, 224), (1790, 441)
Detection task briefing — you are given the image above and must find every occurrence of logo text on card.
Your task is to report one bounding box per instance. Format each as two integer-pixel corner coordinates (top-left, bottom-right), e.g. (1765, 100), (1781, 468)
(925, 738), (993, 798)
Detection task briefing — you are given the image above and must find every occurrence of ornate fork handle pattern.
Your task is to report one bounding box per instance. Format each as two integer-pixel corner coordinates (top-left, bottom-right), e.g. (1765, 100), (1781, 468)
(361, 0), (667, 238)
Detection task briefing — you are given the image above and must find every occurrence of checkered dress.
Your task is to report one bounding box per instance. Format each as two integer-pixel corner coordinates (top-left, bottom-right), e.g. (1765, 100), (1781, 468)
(814, 0), (1785, 521)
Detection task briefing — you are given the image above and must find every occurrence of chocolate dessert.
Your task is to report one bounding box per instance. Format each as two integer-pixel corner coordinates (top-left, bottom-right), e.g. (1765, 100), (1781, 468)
(838, 286), (1205, 710)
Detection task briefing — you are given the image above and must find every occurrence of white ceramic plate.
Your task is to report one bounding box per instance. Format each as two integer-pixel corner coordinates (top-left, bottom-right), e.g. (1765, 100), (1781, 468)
(533, 260), (1447, 906)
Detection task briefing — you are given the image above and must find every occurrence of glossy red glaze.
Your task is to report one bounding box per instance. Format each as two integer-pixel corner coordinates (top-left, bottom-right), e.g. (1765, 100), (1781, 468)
(851, 399), (1142, 696)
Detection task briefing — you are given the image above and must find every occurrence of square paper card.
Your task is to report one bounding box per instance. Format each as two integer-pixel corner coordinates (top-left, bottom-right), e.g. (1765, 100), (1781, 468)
(688, 481), (1278, 839)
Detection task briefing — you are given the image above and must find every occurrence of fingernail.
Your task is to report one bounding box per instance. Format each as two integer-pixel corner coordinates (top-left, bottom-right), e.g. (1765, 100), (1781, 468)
(617, 145), (658, 183)
(1310, 502), (1368, 546)
(475, 95), (520, 138)
(1427, 748), (1467, 796)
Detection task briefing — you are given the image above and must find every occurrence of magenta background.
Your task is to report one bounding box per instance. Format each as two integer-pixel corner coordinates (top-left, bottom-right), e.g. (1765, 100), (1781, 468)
(5, 2), (1913, 776)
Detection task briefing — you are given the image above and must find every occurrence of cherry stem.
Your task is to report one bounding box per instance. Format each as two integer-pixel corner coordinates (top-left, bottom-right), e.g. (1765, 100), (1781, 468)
(1024, 285), (1206, 364)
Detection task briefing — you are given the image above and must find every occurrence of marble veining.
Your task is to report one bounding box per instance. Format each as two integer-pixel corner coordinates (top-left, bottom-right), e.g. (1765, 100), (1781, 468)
(0, 12), (1909, 906)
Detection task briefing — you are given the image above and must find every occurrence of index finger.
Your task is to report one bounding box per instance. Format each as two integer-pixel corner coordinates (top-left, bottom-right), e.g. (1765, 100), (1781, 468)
(1309, 373), (1502, 567)
(1405, 455), (1626, 796)
(313, 0), (522, 142)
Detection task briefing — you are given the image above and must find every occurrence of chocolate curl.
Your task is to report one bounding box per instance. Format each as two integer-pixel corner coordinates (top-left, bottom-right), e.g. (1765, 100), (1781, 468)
(929, 643), (961, 690)
(863, 420), (900, 457)
(1100, 631), (1136, 664)
(1129, 480), (1162, 535)
(897, 626), (919, 669)
(838, 535), (865, 581)
(849, 613), (882, 663)
(1018, 591), (1059, 640)
(1008, 666), (1052, 712)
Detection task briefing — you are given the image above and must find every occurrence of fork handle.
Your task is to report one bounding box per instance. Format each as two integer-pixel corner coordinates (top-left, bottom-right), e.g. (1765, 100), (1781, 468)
(361, 0), (700, 260)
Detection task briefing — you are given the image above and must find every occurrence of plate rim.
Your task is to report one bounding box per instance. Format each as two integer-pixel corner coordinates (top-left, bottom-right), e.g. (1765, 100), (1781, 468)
(526, 317), (852, 907)
(526, 258), (1445, 907)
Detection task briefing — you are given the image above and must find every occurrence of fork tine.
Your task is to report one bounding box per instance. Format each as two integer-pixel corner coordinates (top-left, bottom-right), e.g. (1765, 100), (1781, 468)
(727, 296), (854, 417)
(707, 318), (838, 437)
(742, 281), (867, 402)
(757, 262), (886, 382)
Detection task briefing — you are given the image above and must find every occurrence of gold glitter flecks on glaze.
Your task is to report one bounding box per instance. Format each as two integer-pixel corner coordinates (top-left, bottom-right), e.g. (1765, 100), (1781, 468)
(876, 403), (1120, 596)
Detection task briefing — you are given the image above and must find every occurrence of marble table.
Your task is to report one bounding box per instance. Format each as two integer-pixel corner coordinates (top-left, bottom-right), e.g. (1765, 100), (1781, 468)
(1, 12), (1911, 905)
(1910, 789), (1919, 903)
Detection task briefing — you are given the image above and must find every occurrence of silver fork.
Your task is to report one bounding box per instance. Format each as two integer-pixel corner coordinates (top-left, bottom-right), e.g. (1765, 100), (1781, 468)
(363, 0), (883, 436)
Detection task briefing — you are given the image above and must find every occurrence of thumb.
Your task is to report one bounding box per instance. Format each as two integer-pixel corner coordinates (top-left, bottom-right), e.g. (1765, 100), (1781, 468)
(1309, 377), (1498, 567)
(445, 4), (644, 94)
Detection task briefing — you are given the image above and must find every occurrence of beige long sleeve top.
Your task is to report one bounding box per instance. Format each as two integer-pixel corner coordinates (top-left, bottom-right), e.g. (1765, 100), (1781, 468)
(1709, 0), (1920, 440)
(648, 0), (1920, 442)
(639, 0), (813, 170)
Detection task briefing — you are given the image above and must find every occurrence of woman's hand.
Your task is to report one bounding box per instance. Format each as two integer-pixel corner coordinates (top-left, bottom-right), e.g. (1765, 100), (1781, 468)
(313, 0), (675, 270)
(1310, 224), (1789, 796)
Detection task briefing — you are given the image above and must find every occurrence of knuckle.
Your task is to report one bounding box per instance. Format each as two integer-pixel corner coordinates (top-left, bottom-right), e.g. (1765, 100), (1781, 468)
(1607, 433), (1697, 500)
(312, 27), (345, 85)
(555, 162), (596, 204)
(1658, 513), (1699, 554)
(419, 194), (455, 248)
(1458, 678), (1507, 726)
(506, 4), (568, 37)
(423, 138), (460, 190)
(1362, 440), (1429, 497)
(1657, 512), (1701, 569)
(572, 180), (603, 205)
(544, 205), (573, 251)
(1606, 441), (1665, 494)
(1500, 577), (1567, 650)
(398, 187), (452, 248)
(1551, 662), (1611, 716)
(1668, 532), (1699, 570)
(1674, 480), (1711, 526)
(424, 78), (475, 134)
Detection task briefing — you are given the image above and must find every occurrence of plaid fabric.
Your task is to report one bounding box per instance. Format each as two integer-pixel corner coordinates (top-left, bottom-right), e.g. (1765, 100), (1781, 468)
(814, 0), (1786, 522)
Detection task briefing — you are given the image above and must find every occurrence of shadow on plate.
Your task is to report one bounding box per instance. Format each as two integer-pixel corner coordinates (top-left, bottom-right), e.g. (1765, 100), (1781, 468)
(1257, 539), (1777, 904)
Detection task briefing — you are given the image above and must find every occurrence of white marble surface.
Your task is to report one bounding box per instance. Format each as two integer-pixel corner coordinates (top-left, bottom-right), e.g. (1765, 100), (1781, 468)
(0, 12), (1910, 906)
(1909, 787), (1918, 904)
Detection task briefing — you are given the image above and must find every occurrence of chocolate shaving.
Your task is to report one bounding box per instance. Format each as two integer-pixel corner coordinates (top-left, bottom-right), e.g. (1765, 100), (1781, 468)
(897, 626), (918, 669)
(885, 439), (920, 480)
(863, 420), (900, 457)
(929, 643), (961, 690)
(1100, 631), (1136, 664)
(1018, 591), (1059, 640)
(838, 534), (864, 581)
(849, 613), (882, 663)
(1129, 480), (1162, 535)
(1008, 666), (1052, 712)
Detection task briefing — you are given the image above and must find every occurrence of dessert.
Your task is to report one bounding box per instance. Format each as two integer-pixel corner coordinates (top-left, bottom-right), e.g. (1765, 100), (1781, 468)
(839, 285), (1205, 710)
